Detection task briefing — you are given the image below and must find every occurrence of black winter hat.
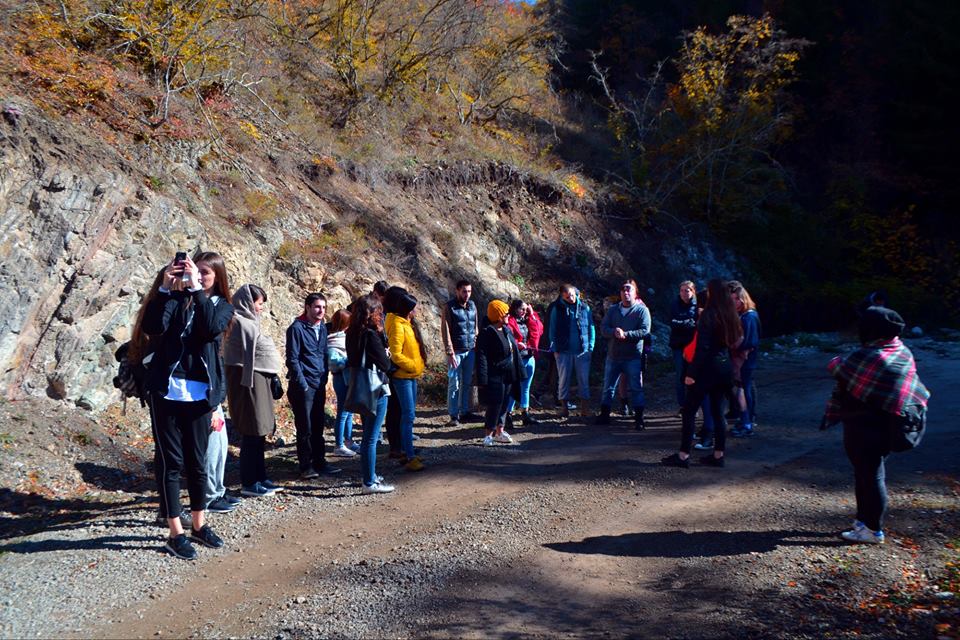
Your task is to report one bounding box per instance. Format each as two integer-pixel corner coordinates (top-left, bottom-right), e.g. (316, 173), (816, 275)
(394, 291), (418, 318)
(858, 306), (905, 344)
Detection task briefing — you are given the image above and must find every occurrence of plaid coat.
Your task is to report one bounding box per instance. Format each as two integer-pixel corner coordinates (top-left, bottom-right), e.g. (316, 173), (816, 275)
(823, 337), (929, 426)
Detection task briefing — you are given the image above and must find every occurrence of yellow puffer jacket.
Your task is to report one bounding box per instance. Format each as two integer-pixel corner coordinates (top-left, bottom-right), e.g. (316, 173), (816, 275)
(386, 313), (425, 379)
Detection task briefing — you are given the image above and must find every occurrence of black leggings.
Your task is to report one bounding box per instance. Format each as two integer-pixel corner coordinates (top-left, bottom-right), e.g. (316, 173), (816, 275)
(680, 377), (729, 453)
(240, 435), (267, 488)
(843, 420), (891, 531)
(149, 394), (212, 517)
(385, 380), (401, 454)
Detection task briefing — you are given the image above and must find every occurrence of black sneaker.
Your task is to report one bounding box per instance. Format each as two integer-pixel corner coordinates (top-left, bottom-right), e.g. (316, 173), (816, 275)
(661, 453), (690, 468)
(206, 497), (237, 513)
(317, 465), (342, 477)
(165, 533), (197, 560)
(223, 493), (242, 506)
(693, 437), (715, 450)
(521, 412), (539, 426)
(700, 454), (725, 468)
(156, 507), (191, 528)
(190, 525), (224, 549)
(299, 467), (320, 480)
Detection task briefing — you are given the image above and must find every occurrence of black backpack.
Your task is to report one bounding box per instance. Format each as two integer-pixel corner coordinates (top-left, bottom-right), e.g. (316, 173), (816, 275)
(113, 341), (148, 408)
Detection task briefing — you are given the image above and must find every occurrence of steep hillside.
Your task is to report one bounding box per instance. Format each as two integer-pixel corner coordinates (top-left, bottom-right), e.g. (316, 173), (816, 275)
(0, 100), (732, 413)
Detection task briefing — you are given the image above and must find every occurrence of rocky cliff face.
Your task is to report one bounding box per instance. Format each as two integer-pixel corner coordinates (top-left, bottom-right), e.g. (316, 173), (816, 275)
(0, 101), (735, 412)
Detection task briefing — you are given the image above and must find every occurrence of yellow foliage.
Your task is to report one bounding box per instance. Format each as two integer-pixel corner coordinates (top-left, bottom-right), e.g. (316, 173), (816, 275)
(563, 174), (587, 198)
(239, 121), (261, 140)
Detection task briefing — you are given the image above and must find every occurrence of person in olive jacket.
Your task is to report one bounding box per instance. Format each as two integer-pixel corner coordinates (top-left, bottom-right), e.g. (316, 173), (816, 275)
(476, 300), (526, 446)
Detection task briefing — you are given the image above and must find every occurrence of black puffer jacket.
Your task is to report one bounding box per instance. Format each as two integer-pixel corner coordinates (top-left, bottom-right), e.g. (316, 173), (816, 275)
(143, 289), (235, 409)
(686, 310), (734, 387)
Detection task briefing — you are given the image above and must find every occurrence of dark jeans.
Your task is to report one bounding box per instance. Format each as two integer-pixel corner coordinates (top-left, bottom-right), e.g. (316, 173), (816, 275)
(240, 434), (267, 488)
(671, 349), (687, 407)
(739, 360), (757, 425)
(483, 380), (513, 432)
(149, 394), (211, 517)
(843, 420), (891, 531)
(385, 379), (401, 454)
(289, 382), (328, 472)
(680, 375), (729, 454)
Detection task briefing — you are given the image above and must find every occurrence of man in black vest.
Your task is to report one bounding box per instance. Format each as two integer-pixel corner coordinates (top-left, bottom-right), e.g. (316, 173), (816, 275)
(440, 280), (480, 426)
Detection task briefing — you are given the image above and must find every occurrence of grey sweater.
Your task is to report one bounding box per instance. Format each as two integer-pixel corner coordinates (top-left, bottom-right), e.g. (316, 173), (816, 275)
(600, 302), (651, 360)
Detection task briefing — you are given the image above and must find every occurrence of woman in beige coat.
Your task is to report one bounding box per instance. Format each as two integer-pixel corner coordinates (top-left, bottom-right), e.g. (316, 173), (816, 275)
(223, 284), (284, 497)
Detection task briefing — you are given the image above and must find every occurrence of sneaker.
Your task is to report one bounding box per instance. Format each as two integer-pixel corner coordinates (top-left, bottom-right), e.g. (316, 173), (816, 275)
(841, 521), (885, 544)
(332, 445), (357, 457)
(223, 493), (243, 506)
(405, 457), (425, 472)
(206, 497), (237, 513)
(446, 416), (460, 427)
(299, 467), (320, 480)
(482, 435), (495, 446)
(165, 533), (197, 560)
(521, 412), (540, 426)
(157, 507), (191, 528)
(730, 426), (755, 438)
(493, 431), (513, 444)
(190, 525), (225, 549)
(566, 402), (578, 411)
(262, 479), (284, 493)
(700, 454), (725, 467)
(241, 482), (274, 497)
(660, 453), (690, 468)
(693, 438), (715, 450)
(362, 482), (396, 494)
(348, 441), (361, 452)
(317, 465), (343, 477)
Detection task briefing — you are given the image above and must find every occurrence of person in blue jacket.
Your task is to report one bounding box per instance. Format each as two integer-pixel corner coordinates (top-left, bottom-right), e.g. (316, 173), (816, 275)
(286, 293), (340, 479)
(728, 281), (761, 437)
(548, 284), (595, 417)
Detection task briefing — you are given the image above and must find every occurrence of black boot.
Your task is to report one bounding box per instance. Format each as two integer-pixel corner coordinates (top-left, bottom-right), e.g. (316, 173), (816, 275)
(634, 408), (645, 431)
(595, 405), (611, 425)
(521, 410), (539, 426)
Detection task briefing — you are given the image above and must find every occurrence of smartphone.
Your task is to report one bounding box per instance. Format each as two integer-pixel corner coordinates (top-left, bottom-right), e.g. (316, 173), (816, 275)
(174, 251), (190, 282)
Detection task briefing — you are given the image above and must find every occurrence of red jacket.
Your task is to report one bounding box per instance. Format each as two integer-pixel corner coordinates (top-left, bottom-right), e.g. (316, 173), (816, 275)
(507, 310), (544, 353)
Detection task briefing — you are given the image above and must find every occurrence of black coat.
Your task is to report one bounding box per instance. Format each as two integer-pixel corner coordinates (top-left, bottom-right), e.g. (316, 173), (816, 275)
(476, 325), (526, 386)
(143, 289), (234, 409)
(687, 311), (733, 388)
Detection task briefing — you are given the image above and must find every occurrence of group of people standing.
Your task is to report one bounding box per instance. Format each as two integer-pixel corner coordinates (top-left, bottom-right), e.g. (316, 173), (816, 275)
(129, 248), (769, 560)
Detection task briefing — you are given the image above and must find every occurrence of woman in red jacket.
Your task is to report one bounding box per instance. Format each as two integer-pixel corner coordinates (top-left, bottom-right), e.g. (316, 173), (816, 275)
(506, 299), (543, 425)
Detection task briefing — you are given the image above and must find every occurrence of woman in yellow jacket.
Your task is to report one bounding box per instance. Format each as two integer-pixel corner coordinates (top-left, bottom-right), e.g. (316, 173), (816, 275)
(386, 289), (427, 472)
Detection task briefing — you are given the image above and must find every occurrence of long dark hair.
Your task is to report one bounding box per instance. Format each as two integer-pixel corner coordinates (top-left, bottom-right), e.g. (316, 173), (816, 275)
(509, 299), (526, 318)
(193, 251), (232, 303)
(128, 267), (167, 365)
(347, 294), (383, 343)
(702, 278), (743, 348)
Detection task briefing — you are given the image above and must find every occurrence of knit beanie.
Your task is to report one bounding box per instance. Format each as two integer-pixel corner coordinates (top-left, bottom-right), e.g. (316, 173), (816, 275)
(858, 306), (905, 344)
(487, 300), (509, 323)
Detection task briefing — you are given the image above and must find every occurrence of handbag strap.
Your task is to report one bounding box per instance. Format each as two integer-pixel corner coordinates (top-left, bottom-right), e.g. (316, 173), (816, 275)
(359, 331), (368, 369)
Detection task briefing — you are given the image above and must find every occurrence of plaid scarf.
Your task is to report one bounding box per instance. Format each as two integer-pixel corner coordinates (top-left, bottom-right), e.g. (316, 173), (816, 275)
(824, 337), (929, 424)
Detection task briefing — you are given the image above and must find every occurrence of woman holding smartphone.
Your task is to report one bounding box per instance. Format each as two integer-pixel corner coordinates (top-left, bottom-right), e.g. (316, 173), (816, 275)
(142, 251), (234, 559)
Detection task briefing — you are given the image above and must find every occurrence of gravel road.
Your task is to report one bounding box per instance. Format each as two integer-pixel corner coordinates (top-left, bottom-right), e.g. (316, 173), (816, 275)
(1, 339), (958, 639)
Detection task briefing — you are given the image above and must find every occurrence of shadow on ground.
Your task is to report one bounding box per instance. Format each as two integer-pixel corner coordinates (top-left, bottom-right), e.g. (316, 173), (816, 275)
(544, 529), (844, 558)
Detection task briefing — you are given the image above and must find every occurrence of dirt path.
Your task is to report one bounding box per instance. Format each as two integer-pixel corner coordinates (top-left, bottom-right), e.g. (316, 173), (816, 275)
(6, 340), (959, 639)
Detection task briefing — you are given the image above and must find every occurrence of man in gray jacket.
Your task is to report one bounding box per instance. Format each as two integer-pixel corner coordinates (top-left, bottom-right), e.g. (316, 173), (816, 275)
(596, 279), (651, 429)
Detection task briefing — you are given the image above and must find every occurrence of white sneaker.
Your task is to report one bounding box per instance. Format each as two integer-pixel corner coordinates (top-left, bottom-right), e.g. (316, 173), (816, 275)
(494, 431), (513, 443)
(362, 482), (395, 494)
(841, 520), (885, 544)
(332, 445), (357, 457)
(482, 435), (495, 446)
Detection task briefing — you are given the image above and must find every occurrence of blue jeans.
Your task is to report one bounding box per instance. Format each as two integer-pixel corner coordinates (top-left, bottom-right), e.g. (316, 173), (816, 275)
(671, 349), (687, 407)
(555, 351), (591, 402)
(446, 350), (475, 418)
(506, 356), (536, 413)
(393, 377), (418, 458)
(331, 369), (354, 447)
(600, 357), (644, 409)
(361, 394), (389, 486)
